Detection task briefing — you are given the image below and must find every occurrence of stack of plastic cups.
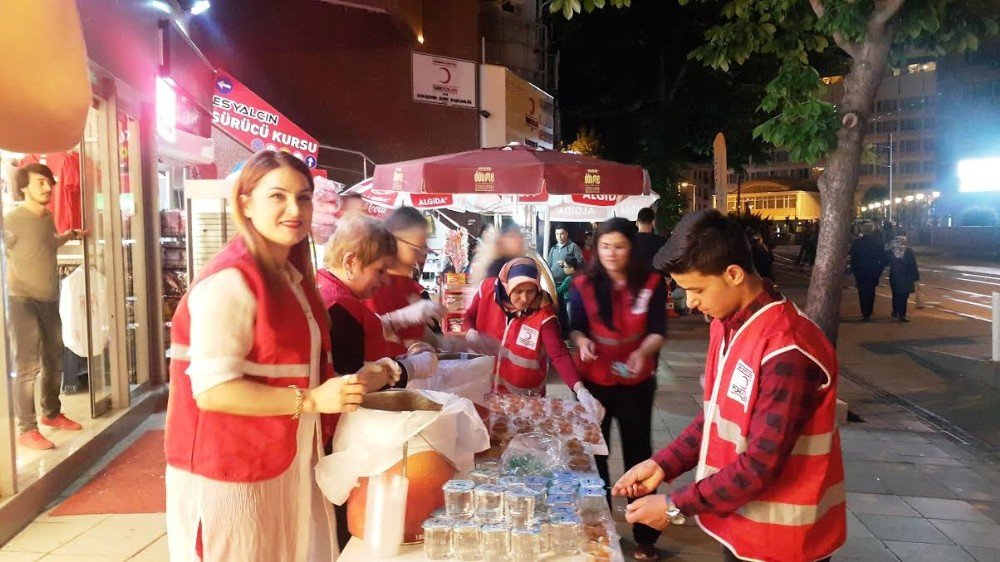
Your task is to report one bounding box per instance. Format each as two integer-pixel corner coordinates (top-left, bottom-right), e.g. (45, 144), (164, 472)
(421, 518), (451, 560)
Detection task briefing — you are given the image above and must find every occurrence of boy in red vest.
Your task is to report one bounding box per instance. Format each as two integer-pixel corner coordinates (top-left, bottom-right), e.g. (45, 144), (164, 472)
(613, 210), (845, 562)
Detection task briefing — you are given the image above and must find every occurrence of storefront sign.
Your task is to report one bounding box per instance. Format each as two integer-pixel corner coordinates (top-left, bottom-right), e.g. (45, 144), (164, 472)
(504, 71), (554, 150)
(156, 76), (177, 143)
(570, 194), (618, 206)
(412, 53), (476, 109)
(211, 71), (319, 167)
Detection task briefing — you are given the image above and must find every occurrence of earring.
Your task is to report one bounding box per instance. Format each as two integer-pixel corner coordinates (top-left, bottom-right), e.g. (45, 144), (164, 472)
(346, 271), (355, 282)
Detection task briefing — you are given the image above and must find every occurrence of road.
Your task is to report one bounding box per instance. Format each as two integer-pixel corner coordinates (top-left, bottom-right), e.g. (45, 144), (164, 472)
(773, 246), (999, 322)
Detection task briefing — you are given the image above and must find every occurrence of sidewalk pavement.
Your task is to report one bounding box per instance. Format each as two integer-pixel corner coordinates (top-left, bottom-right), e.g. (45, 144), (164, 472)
(4, 298), (1000, 561)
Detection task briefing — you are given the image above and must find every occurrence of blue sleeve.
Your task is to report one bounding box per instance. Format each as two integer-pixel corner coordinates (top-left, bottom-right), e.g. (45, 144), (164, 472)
(567, 286), (590, 334)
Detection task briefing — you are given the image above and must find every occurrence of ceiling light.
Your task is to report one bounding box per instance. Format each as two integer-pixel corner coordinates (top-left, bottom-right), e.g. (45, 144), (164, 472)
(190, 0), (211, 15)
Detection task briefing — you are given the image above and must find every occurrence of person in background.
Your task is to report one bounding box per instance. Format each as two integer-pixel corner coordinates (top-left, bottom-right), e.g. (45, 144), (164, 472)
(462, 258), (604, 417)
(4, 163), (86, 450)
(339, 192), (367, 215)
(164, 151), (398, 561)
(795, 222), (819, 267)
(567, 218), (668, 560)
(618, 209), (844, 562)
(633, 207), (667, 264)
(547, 225), (584, 286)
(366, 206), (443, 357)
(750, 233), (775, 282)
(555, 255), (581, 335)
(850, 222), (886, 321)
(886, 234), (919, 322)
(486, 222), (528, 278)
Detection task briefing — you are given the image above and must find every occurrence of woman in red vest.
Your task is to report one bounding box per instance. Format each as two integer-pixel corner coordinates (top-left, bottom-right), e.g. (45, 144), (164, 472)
(318, 213), (439, 390)
(366, 206), (444, 356)
(566, 217), (668, 560)
(164, 151), (397, 561)
(461, 258), (603, 418)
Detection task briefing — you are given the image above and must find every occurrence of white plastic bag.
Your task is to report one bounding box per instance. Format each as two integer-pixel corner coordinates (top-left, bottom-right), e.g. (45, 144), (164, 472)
(315, 389), (490, 505)
(407, 356), (496, 405)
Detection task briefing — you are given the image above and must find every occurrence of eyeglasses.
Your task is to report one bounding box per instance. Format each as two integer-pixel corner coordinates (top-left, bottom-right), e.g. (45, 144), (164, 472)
(395, 237), (428, 254)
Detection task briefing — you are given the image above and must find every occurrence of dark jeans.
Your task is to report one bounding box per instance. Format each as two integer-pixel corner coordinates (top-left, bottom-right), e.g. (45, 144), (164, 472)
(724, 548), (830, 562)
(854, 276), (878, 318)
(584, 377), (660, 546)
(891, 291), (910, 319)
(9, 297), (64, 433)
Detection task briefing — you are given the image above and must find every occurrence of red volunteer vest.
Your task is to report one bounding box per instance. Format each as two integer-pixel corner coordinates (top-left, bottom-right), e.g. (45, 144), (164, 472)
(696, 300), (846, 562)
(318, 269), (393, 361)
(572, 273), (663, 386)
(164, 238), (334, 483)
(473, 278), (556, 394)
(366, 275), (426, 357)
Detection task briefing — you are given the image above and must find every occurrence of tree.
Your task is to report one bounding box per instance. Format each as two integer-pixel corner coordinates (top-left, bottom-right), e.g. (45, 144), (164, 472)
(564, 127), (602, 155)
(553, 0), (999, 342)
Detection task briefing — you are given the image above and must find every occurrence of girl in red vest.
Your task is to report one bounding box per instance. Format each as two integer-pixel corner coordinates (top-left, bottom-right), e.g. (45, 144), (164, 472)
(461, 258), (604, 420)
(365, 206), (445, 356)
(613, 210), (845, 562)
(164, 151), (397, 562)
(566, 218), (668, 560)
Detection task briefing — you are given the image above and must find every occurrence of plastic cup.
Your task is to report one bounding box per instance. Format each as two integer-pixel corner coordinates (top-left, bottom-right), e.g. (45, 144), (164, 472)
(474, 484), (506, 524)
(443, 480), (476, 521)
(421, 518), (451, 560)
(480, 522), (510, 562)
(505, 487), (539, 527)
(552, 514), (583, 555)
(510, 525), (542, 562)
(452, 520), (482, 560)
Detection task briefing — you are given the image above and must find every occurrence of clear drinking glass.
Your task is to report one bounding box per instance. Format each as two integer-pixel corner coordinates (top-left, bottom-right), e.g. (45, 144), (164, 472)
(509, 525), (542, 562)
(499, 475), (525, 490)
(552, 514), (583, 555)
(579, 488), (608, 524)
(470, 467), (500, 486)
(538, 515), (553, 553)
(443, 480), (476, 521)
(480, 522), (510, 562)
(474, 484), (506, 524)
(582, 538), (614, 561)
(421, 518), (452, 560)
(452, 520), (483, 561)
(505, 488), (539, 527)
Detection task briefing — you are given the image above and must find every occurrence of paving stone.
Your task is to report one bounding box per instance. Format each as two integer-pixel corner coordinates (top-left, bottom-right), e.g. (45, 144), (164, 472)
(833, 538), (900, 561)
(969, 501), (1000, 524)
(855, 513), (953, 544)
(932, 520), (1000, 549)
(903, 497), (996, 523)
(944, 481), (1000, 503)
(885, 541), (976, 561)
(848, 493), (920, 517)
(965, 546), (1000, 562)
(848, 511), (875, 538)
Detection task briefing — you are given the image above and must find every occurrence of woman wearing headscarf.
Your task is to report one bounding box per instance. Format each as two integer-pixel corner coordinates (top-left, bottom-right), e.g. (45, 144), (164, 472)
(886, 234), (920, 322)
(462, 257), (604, 419)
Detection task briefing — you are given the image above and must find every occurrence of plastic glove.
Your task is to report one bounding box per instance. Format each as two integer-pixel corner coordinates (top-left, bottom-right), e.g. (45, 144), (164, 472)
(380, 300), (444, 332)
(465, 329), (500, 356)
(397, 351), (439, 381)
(573, 382), (606, 422)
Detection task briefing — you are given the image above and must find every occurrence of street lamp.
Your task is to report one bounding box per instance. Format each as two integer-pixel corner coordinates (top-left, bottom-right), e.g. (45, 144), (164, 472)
(905, 195), (914, 202)
(915, 193), (926, 200)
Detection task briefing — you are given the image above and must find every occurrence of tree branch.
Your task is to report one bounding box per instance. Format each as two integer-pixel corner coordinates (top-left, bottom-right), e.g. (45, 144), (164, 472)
(873, 0), (905, 27)
(833, 32), (863, 59)
(808, 0), (825, 19)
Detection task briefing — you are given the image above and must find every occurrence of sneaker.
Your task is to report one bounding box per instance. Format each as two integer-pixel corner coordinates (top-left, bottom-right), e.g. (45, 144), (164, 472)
(40, 414), (82, 431)
(17, 429), (54, 450)
(634, 543), (659, 560)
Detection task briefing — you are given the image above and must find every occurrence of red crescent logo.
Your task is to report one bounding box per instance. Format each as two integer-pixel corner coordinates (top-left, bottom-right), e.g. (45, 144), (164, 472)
(528, 98), (536, 115)
(440, 67), (452, 84)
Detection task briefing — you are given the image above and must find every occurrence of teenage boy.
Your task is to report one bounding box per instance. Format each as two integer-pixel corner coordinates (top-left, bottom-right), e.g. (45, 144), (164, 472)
(613, 210), (845, 562)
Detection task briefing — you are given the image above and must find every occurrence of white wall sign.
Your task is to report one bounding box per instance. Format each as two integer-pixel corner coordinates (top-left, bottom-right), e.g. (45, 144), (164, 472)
(412, 52), (476, 109)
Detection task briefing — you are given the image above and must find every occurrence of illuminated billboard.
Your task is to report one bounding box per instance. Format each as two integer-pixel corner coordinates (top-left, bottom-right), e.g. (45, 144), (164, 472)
(958, 157), (1000, 193)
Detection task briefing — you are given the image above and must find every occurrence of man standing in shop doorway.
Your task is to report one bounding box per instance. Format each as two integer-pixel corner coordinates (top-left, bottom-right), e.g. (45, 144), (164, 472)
(547, 226), (583, 285)
(5, 163), (86, 450)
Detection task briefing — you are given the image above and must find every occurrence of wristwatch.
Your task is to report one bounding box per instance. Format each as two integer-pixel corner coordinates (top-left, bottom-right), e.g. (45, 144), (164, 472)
(665, 501), (687, 526)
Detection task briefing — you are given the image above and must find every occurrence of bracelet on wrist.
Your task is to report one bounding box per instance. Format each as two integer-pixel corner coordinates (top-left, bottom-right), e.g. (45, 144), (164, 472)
(289, 385), (305, 419)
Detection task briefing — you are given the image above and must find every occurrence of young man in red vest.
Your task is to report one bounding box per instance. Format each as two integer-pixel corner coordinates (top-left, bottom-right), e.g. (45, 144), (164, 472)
(613, 210), (845, 562)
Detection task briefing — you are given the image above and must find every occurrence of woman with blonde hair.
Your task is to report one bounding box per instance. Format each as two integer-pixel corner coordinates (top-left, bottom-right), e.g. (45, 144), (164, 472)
(164, 151), (396, 561)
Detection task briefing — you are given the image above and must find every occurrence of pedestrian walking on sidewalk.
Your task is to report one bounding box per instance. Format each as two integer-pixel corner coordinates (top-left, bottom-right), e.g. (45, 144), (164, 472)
(566, 218), (668, 560)
(850, 222), (886, 321)
(886, 234), (919, 322)
(619, 210), (845, 562)
(164, 151), (398, 561)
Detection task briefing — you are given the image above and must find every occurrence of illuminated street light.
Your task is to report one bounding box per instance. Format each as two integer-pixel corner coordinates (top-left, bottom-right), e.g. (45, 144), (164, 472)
(932, 191), (941, 198)
(894, 197), (902, 204)
(190, 0), (211, 15)
(861, 206), (868, 212)
(905, 195), (914, 202)
(915, 193), (925, 200)
(883, 199), (891, 206)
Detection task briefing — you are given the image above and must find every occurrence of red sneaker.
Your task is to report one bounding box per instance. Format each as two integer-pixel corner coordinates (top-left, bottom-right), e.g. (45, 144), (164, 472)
(17, 429), (55, 450)
(40, 414), (82, 431)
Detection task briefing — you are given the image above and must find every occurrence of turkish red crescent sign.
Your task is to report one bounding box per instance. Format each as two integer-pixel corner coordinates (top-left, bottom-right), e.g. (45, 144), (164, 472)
(211, 71), (320, 168)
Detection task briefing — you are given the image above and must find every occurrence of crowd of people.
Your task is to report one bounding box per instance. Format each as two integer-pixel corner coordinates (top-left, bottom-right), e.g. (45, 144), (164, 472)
(850, 221), (921, 322)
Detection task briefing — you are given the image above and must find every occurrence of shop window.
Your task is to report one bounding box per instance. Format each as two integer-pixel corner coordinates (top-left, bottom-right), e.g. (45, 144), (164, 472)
(876, 99), (898, 113)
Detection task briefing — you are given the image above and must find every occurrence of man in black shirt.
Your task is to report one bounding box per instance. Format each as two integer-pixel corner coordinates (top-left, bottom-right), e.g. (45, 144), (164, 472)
(633, 207), (667, 264)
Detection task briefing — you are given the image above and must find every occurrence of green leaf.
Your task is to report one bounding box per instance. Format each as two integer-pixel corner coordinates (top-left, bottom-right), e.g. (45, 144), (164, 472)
(549, 0), (563, 14)
(563, 0), (574, 19)
(594, 0), (606, 7)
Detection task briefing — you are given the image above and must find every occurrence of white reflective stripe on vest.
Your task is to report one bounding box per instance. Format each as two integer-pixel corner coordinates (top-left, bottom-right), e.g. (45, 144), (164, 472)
(710, 414), (834, 457)
(170, 344), (310, 379)
(497, 348), (541, 370)
(700, 465), (845, 526)
(592, 332), (643, 346)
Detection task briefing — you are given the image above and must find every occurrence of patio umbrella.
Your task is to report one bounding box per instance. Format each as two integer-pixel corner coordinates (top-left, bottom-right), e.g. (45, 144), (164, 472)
(370, 143), (650, 196)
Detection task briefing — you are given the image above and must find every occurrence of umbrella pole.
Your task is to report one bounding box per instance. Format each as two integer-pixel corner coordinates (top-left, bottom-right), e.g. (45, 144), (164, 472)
(542, 206), (552, 257)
